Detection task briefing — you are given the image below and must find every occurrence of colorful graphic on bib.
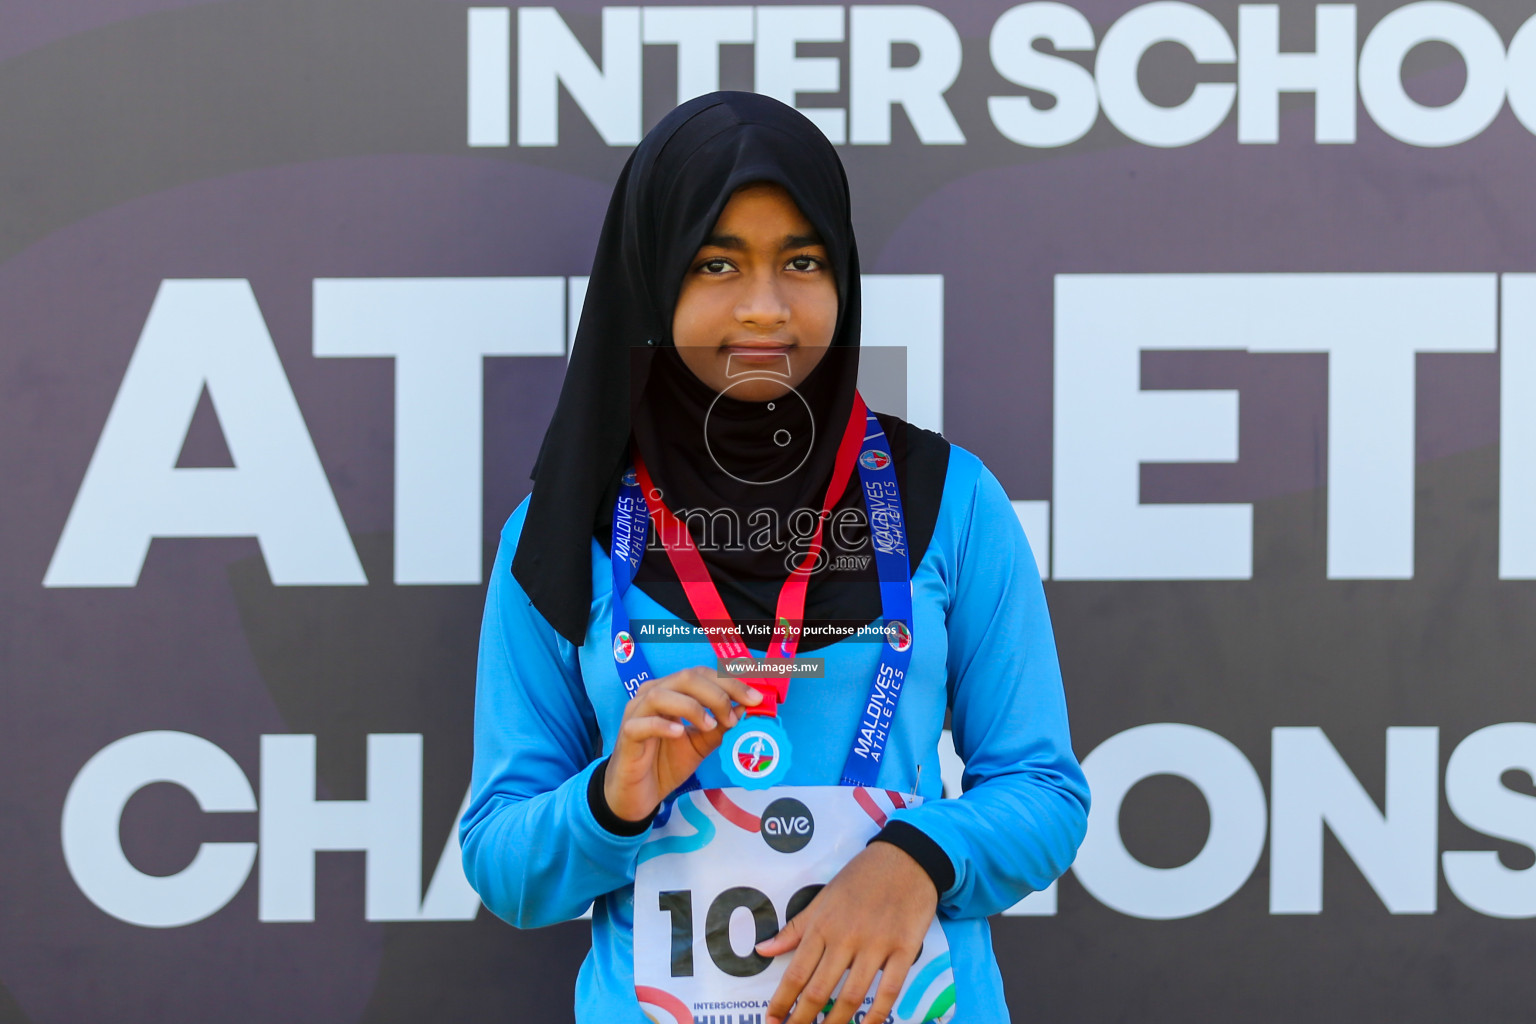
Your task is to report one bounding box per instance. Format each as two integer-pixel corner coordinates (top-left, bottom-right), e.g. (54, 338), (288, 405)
(853, 787), (909, 828)
(705, 788), (762, 832)
(759, 796), (814, 853)
(637, 790), (717, 866)
(887, 620), (912, 652)
(859, 448), (892, 471)
(634, 985), (692, 1024)
(897, 951), (957, 1023)
(614, 630), (635, 663)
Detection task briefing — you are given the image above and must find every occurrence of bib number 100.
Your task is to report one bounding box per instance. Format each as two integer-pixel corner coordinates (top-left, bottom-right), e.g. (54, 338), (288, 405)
(657, 884), (823, 978)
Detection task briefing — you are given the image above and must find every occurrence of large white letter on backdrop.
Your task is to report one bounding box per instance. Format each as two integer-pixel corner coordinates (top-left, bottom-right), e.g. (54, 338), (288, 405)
(518, 7), (641, 146)
(259, 734), (424, 923)
(62, 732), (257, 928)
(1239, 274), (1495, 578)
(1270, 727), (1440, 914)
(1499, 275), (1536, 578)
(849, 5), (965, 145)
(45, 280), (365, 588)
(467, 7), (511, 147)
(1442, 723), (1536, 919)
(1053, 274), (1248, 580)
(313, 277), (565, 585)
(1358, 1), (1507, 148)
(1095, 1), (1236, 147)
(1237, 4), (1357, 144)
(1053, 274), (1495, 581)
(988, 2), (1099, 148)
(642, 6), (755, 106)
(1507, 14), (1536, 136)
(755, 6), (847, 143)
(860, 275), (944, 434)
(1073, 723), (1267, 920)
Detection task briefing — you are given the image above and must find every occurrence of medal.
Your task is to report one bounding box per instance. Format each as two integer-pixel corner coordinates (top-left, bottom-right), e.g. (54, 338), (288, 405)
(718, 715), (793, 789)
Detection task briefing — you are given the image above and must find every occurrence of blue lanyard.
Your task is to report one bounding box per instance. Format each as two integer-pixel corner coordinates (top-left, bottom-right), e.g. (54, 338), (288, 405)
(610, 469), (702, 799)
(610, 404), (913, 789)
(840, 414), (914, 787)
(609, 467), (657, 700)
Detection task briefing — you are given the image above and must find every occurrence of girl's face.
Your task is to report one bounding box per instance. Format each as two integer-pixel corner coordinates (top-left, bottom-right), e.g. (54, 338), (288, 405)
(671, 182), (838, 402)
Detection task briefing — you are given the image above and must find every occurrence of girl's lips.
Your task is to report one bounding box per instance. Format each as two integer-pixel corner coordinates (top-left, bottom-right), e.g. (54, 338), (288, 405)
(723, 346), (794, 378)
(724, 342), (793, 358)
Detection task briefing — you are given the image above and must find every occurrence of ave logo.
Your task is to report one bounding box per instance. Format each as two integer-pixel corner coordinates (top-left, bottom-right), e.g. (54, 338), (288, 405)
(760, 797), (813, 853)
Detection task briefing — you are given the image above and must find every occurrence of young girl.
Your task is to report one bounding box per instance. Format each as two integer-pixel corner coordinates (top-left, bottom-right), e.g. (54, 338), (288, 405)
(461, 91), (1088, 1024)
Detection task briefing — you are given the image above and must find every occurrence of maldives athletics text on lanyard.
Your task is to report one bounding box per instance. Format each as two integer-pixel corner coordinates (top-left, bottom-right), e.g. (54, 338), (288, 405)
(609, 392), (913, 790)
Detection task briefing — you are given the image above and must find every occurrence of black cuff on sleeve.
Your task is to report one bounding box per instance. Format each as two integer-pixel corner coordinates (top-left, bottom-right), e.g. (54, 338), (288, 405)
(587, 757), (658, 837)
(868, 820), (956, 896)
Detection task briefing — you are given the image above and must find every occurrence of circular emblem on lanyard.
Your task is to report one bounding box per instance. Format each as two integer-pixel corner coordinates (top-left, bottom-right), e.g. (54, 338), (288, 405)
(887, 619), (912, 652)
(613, 630), (635, 663)
(859, 449), (892, 471)
(720, 717), (793, 790)
(621, 468), (638, 487)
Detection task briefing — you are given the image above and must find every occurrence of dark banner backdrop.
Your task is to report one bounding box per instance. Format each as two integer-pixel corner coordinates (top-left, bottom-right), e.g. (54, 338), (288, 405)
(4, 1), (1535, 1021)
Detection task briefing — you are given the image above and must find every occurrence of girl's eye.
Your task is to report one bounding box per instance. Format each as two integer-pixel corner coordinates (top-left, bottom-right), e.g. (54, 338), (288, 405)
(699, 258), (733, 274)
(788, 255), (822, 272)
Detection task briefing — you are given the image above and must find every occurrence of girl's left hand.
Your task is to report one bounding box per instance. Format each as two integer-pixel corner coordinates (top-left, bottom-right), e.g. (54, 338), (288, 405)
(756, 842), (939, 1024)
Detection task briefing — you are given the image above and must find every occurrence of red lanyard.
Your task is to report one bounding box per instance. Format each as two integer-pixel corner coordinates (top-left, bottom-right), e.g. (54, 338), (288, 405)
(631, 393), (870, 716)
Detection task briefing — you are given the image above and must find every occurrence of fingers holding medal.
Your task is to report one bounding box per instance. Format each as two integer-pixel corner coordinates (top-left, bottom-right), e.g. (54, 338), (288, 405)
(604, 667), (765, 822)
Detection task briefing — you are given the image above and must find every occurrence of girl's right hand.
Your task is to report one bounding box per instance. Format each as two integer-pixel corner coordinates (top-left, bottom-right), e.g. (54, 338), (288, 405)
(602, 666), (764, 823)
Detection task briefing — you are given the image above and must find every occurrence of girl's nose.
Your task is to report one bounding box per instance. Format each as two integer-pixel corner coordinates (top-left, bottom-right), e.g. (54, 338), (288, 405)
(735, 271), (791, 328)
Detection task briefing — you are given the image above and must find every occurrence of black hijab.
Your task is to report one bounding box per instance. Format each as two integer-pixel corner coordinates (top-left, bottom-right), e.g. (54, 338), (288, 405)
(513, 91), (949, 650)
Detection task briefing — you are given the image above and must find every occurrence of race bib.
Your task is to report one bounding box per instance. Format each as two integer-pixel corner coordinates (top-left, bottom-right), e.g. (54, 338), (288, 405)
(632, 786), (956, 1024)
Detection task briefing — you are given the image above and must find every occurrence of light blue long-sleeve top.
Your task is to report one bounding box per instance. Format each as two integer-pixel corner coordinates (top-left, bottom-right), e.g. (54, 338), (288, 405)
(461, 444), (1089, 1022)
